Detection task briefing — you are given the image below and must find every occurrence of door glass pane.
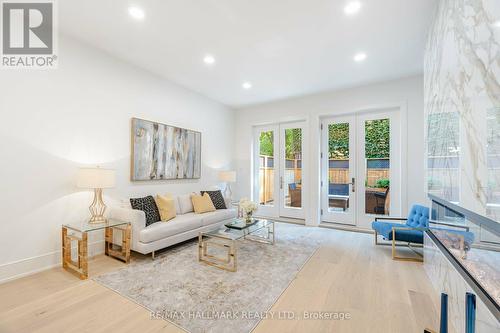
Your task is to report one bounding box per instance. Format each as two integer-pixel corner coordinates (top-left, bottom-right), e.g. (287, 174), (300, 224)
(284, 128), (302, 208)
(259, 131), (274, 206)
(364, 119), (390, 215)
(328, 123), (350, 212)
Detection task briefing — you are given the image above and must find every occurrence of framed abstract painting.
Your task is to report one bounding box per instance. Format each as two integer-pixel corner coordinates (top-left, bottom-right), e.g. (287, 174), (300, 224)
(131, 118), (201, 180)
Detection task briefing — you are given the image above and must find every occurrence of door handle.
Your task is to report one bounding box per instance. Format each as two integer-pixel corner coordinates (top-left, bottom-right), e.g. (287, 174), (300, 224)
(280, 176), (283, 190)
(349, 177), (355, 192)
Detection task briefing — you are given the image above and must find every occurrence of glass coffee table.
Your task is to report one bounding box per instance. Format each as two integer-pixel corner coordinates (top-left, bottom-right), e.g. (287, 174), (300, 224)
(62, 219), (131, 279)
(198, 218), (275, 272)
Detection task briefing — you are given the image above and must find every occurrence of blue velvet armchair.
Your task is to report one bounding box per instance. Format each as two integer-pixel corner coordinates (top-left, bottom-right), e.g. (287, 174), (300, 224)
(371, 204), (429, 262)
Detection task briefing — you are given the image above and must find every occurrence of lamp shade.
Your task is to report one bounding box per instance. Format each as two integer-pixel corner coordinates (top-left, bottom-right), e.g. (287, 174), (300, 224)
(77, 168), (116, 189)
(218, 170), (236, 183)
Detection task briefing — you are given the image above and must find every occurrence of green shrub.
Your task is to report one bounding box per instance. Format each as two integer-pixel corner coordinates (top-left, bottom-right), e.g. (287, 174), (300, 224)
(376, 179), (390, 188)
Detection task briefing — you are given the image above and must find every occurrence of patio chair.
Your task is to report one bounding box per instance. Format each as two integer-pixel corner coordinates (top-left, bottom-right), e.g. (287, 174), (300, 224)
(371, 204), (429, 262)
(374, 187), (389, 214)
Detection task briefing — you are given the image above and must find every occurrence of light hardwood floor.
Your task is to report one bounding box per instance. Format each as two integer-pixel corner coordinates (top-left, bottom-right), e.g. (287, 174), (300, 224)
(0, 228), (439, 333)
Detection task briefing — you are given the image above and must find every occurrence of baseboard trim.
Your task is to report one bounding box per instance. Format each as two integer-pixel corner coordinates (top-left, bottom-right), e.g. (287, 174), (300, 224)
(0, 241), (105, 284)
(319, 222), (374, 234)
(254, 215), (306, 225)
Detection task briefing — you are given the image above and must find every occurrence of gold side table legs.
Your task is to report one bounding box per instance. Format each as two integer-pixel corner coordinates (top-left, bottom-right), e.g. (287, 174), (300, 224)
(62, 224), (131, 279)
(62, 227), (88, 280)
(105, 224), (131, 263)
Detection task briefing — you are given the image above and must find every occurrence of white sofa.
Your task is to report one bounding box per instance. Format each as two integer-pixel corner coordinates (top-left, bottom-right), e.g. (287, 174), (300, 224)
(109, 194), (237, 258)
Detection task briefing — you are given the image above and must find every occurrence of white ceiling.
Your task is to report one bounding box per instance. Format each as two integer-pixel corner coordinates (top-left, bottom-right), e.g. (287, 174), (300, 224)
(60, 0), (436, 108)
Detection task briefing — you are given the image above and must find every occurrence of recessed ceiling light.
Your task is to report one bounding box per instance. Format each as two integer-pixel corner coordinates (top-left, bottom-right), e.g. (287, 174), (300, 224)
(203, 55), (215, 65)
(354, 52), (367, 62)
(494, 20), (500, 28)
(128, 6), (145, 20)
(344, 1), (362, 15)
(242, 82), (252, 90)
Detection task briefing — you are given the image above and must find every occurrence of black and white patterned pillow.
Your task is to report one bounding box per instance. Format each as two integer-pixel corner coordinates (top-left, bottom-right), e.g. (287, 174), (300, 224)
(200, 190), (227, 209)
(130, 196), (161, 227)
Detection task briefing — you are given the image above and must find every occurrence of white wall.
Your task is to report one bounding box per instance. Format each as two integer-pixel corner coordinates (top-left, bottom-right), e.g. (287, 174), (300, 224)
(234, 75), (426, 227)
(0, 36), (235, 282)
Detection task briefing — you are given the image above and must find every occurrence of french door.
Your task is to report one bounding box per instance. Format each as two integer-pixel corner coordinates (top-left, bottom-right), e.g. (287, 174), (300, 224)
(321, 109), (401, 229)
(320, 115), (357, 225)
(253, 121), (307, 219)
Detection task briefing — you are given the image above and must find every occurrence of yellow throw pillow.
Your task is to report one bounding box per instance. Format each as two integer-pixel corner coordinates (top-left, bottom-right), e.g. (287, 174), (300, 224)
(191, 193), (216, 214)
(155, 194), (176, 222)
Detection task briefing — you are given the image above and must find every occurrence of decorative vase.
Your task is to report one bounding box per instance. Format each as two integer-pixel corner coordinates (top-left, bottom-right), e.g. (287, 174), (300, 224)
(245, 213), (252, 224)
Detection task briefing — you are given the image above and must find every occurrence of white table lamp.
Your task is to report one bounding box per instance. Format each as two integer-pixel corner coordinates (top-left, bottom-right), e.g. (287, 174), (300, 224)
(218, 171), (236, 200)
(77, 167), (116, 224)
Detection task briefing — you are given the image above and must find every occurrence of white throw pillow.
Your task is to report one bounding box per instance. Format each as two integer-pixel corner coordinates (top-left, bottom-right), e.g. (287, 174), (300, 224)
(177, 194), (194, 214)
(172, 195), (181, 214)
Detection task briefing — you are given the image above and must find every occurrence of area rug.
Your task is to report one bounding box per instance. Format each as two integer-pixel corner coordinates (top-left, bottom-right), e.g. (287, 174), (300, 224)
(94, 223), (322, 333)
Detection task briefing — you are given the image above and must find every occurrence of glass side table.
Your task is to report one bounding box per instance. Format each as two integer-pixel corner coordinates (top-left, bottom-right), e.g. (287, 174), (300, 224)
(61, 219), (131, 279)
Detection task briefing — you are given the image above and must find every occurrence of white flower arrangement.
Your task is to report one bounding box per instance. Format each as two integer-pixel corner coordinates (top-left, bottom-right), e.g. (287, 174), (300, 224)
(239, 198), (258, 218)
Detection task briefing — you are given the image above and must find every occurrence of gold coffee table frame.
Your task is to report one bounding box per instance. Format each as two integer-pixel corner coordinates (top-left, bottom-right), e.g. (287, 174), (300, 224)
(62, 219), (131, 279)
(198, 219), (275, 272)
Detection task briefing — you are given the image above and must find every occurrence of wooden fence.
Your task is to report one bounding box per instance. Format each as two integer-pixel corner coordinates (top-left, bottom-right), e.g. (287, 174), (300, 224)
(365, 169), (390, 187)
(259, 167), (275, 204)
(330, 169), (389, 187)
(259, 157), (390, 204)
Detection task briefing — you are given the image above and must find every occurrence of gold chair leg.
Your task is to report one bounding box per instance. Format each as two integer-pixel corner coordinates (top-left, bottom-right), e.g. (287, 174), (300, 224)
(391, 228), (423, 262)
